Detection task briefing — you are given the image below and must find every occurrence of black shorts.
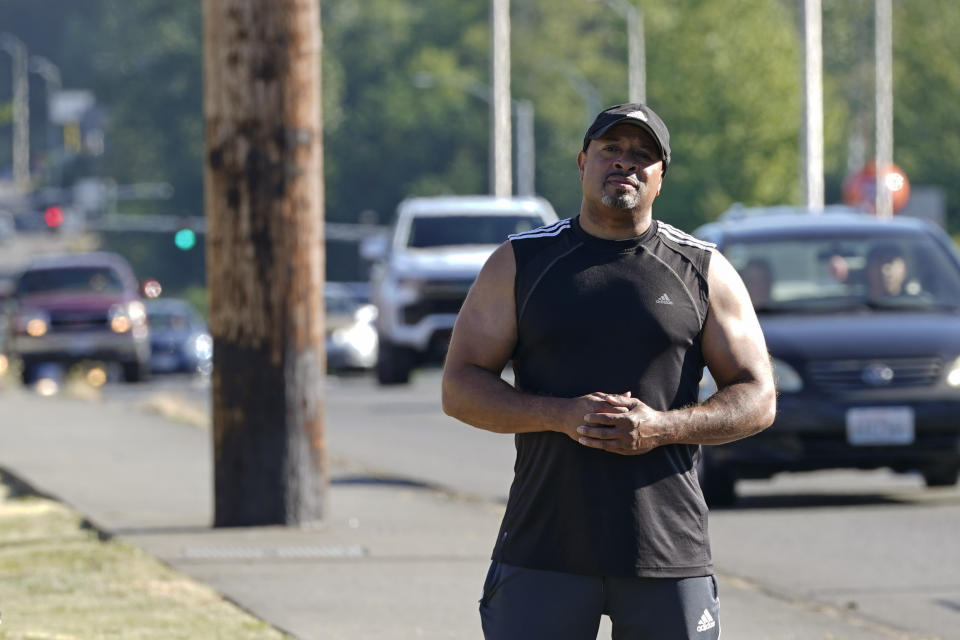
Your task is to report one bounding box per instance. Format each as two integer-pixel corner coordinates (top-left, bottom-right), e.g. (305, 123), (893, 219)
(479, 561), (720, 640)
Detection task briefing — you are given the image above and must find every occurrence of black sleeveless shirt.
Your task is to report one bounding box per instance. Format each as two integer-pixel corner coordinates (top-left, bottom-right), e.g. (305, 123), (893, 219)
(492, 215), (715, 578)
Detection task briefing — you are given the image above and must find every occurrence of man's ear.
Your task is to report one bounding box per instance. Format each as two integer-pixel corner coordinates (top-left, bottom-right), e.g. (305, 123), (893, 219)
(577, 150), (586, 180)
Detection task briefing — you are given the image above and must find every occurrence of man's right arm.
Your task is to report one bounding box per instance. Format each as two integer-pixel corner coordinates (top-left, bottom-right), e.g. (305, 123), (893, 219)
(441, 241), (623, 437)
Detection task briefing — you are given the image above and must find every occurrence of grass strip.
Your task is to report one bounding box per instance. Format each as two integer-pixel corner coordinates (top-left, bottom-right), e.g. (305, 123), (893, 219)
(0, 473), (292, 639)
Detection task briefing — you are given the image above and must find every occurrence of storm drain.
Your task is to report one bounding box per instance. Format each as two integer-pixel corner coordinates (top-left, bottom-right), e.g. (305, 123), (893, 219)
(182, 544), (367, 561)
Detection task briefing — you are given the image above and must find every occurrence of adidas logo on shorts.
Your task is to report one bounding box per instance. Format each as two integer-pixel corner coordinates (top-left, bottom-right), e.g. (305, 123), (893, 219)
(696, 608), (716, 632)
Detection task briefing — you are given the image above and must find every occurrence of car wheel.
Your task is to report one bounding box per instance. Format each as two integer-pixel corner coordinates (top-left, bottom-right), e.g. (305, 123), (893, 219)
(122, 360), (150, 383)
(697, 449), (738, 507)
(20, 359), (37, 386)
(376, 340), (415, 385)
(922, 466), (959, 488)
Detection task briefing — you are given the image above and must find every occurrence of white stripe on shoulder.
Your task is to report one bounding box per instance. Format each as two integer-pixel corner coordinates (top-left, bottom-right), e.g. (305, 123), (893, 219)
(509, 218), (572, 240)
(657, 222), (716, 250)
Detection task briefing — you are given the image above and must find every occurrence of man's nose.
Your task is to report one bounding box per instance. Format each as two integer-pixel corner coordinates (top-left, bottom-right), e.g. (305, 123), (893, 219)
(614, 154), (637, 171)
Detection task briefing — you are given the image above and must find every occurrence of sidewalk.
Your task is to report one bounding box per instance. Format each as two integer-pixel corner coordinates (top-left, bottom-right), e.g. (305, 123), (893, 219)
(0, 387), (925, 639)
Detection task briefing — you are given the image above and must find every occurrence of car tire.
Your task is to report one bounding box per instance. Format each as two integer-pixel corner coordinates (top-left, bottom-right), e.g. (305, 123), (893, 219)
(697, 450), (738, 507)
(20, 359), (37, 386)
(922, 466), (959, 488)
(376, 340), (415, 385)
(122, 360), (150, 383)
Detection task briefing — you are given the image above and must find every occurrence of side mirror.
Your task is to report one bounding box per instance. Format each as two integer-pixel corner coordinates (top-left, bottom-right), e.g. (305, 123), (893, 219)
(360, 234), (389, 262)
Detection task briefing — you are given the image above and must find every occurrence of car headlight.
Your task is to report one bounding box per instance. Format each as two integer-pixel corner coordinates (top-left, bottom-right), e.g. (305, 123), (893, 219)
(698, 358), (803, 399)
(698, 367), (717, 403)
(109, 302), (147, 334)
(772, 358), (803, 393)
(947, 356), (960, 387)
(331, 323), (377, 357)
(354, 303), (378, 324)
(193, 333), (213, 359)
(15, 309), (50, 337)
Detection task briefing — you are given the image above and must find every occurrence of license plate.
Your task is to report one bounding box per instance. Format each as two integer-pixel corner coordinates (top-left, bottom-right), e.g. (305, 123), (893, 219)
(151, 353), (179, 371)
(846, 407), (915, 446)
(67, 336), (96, 356)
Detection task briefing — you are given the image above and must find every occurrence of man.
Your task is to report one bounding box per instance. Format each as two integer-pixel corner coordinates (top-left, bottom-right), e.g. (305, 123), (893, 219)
(441, 103), (776, 639)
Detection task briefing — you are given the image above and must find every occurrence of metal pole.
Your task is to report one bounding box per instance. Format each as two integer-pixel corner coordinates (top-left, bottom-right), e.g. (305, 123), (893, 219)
(588, 0), (645, 104)
(801, 0), (824, 212)
(875, 0), (894, 219)
(1, 33), (30, 191)
(491, 0), (512, 196)
(515, 99), (535, 195)
(626, 5), (645, 104)
(29, 56), (62, 184)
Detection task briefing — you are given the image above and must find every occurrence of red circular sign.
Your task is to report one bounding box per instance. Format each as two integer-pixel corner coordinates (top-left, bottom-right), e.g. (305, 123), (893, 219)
(843, 161), (911, 213)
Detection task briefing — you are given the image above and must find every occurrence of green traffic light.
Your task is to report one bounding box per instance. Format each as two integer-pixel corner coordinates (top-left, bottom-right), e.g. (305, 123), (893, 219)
(174, 228), (197, 250)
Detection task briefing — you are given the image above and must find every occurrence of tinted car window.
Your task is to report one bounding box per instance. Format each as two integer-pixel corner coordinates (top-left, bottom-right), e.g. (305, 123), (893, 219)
(325, 293), (358, 315)
(407, 215), (544, 248)
(724, 233), (960, 312)
(148, 311), (191, 330)
(16, 267), (125, 295)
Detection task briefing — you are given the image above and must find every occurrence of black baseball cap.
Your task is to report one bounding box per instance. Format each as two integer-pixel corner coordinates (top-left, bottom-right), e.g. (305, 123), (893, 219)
(582, 103), (671, 174)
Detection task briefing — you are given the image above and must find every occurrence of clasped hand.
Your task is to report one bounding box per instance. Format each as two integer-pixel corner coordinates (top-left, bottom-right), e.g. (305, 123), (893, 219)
(573, 392), (663, 455)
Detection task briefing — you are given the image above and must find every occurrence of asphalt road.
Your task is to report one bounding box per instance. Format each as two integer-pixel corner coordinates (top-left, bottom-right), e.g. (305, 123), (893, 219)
(84, 368), (960, 638)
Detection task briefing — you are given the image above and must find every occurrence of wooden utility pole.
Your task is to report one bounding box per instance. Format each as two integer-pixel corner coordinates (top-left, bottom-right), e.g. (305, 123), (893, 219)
(203, 0), (326, 526)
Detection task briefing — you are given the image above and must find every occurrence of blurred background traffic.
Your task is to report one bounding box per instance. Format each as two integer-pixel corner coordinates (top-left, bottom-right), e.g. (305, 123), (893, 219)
(2, 0), (960, 497)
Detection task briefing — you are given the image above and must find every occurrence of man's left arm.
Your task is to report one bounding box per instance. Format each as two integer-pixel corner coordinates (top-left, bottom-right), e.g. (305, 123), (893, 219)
(576, 250), (776, 455)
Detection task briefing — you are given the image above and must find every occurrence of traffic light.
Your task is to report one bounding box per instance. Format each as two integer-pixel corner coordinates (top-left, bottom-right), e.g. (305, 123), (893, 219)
(174, 228), (197, 250)
(44, 205), (64, 229)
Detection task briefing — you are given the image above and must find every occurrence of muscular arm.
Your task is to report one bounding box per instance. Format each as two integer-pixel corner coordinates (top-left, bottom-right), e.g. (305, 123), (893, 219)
(577, 250), (777, 454)
(441, 242), (625, 438)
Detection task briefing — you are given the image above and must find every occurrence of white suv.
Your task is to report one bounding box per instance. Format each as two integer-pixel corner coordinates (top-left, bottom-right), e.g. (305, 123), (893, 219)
(364, 195), (558, 384)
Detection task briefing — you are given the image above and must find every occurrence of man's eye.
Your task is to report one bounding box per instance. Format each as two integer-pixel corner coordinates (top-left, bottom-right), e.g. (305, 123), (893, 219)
(603, 145), (619, 152)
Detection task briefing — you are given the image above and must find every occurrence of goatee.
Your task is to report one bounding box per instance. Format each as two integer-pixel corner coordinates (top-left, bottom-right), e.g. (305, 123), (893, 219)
(602, 188), (640, 210)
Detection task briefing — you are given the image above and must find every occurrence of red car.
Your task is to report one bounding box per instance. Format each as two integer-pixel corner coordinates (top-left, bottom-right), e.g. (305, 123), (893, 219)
(6, 252), (151, 383)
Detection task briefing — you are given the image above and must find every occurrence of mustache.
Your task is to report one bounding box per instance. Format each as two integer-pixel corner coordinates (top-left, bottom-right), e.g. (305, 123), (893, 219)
(604, 171), (639, 187)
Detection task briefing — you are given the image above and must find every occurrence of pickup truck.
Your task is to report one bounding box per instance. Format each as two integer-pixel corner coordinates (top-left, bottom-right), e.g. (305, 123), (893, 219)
(363, 195), (558, 384)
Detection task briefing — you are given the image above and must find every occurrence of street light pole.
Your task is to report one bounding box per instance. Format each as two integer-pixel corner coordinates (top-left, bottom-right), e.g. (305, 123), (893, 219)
(29, 55), (62, 184)
(588, 0), (645, 103)
(514, 99), (535, 196)
(490, 0), (512, 197)
(413, 71), (535, 196)
(875, 0), (894, 219)
(801, 0), (824, 212)
(0, 32), (30, 192)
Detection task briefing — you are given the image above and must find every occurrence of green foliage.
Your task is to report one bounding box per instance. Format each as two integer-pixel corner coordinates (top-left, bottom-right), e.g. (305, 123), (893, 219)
(2, 0), (959, 247)
(892, 0), (960, 233)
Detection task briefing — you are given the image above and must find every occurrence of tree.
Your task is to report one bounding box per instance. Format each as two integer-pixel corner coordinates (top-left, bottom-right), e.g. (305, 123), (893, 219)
(204, 0), (326, 526)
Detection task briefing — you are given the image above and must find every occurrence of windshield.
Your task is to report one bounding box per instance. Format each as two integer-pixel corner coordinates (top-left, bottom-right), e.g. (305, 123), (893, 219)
(148, 311), (192, 330)
(407, 215), (545, 248)
(723, 233), (960, 312)
(16, 267), (125, 295)
(325, 293), (358, 315)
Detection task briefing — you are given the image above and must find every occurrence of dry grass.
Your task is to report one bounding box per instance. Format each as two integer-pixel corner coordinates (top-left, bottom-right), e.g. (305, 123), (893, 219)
(0, 476), (292, 640)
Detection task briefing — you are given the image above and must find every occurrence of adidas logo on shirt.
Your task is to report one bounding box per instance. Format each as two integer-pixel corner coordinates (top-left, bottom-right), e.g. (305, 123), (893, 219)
(655, 293), (673, 305)
(696, 609), (716, 632)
